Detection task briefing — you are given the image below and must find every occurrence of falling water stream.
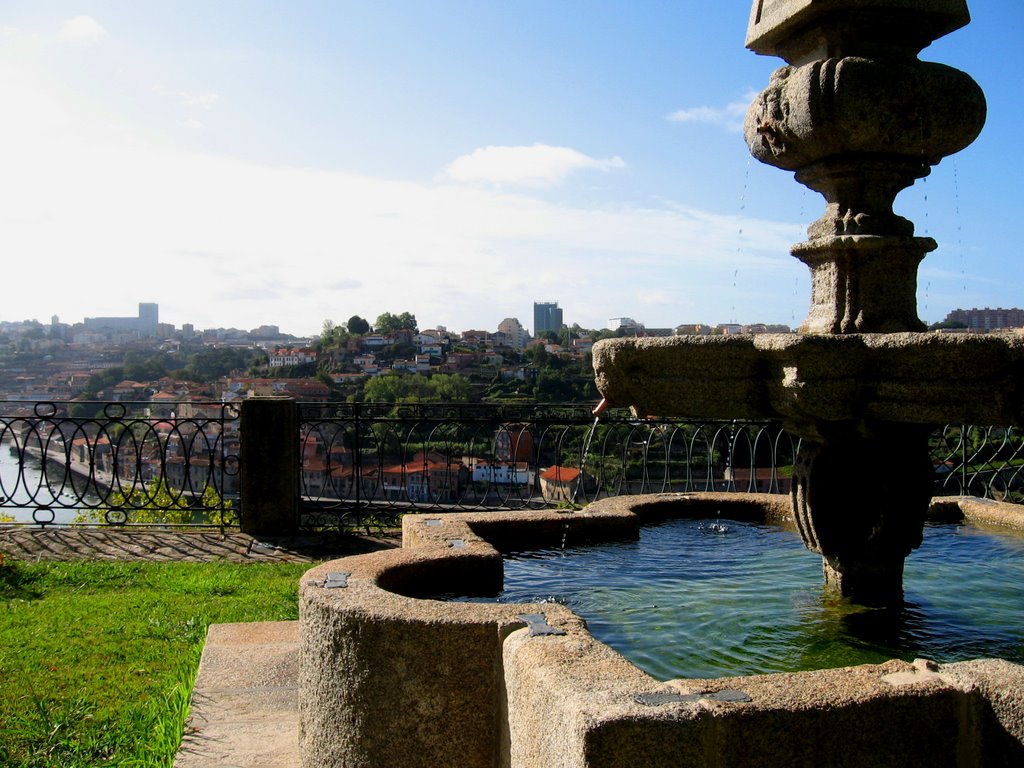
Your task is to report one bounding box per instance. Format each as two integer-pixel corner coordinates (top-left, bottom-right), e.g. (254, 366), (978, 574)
(459, 517), (1024, 680)
(569, 400), (606, 509)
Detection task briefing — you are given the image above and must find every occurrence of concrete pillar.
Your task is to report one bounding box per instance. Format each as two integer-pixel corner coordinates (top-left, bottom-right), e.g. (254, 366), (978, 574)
(240, 397), (299, 537)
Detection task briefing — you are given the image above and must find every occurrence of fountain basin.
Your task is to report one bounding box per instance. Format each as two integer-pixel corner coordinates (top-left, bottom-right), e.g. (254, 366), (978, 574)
(591, 333), (1024, 439)
(299, 493), (1024, 767)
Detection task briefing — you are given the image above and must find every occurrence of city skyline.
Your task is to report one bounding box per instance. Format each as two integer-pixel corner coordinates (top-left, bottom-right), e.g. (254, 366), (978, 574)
(1, 3), (1020, 337)
(9, 297), (1019, 340)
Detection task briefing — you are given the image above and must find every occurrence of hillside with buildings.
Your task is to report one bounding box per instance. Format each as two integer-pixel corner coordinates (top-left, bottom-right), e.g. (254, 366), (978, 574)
(3, 300), (1020, 406)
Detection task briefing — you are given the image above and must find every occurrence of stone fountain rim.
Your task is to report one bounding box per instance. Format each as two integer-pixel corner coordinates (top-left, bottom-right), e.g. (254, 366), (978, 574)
(302, 491), (1024, 674)
(298, 493), (1024, 766)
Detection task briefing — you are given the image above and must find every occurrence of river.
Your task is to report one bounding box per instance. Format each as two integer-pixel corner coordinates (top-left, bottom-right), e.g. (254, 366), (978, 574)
(0, 443), (97, 524)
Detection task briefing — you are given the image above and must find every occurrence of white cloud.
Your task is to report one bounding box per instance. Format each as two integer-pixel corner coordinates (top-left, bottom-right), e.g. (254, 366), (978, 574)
(56, 16), (107, 44)
(443, 143), (626, 187)
(153, 85), (220, 110)
(0, 77), (802, 334)
(666, 93), (756, 133)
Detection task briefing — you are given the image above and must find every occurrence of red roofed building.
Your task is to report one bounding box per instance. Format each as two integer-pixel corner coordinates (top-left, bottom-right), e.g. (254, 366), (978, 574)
(539, 464), (591, 503)
(375, 451), (464, 502)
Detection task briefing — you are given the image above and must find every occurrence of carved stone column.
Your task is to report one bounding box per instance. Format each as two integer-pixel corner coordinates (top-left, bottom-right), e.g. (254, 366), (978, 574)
(744, 0), (985, 603)
(745, 4), (986, 334)
(792, 425), (935, 604)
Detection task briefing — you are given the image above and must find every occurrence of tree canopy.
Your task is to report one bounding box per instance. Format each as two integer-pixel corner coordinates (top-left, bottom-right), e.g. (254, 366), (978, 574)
(374, 311), (417, 334)
(359, 372), (470, 403)
(347, 315), (371, 335)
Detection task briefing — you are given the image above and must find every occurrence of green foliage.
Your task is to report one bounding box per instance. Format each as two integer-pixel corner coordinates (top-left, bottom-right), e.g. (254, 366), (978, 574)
(74, 478), (237, 526)
(347, 315), (370, 335)
(317, 321), (351, 353)
(123, 350), (182, 382)
(74, 347), (259, 400)
(525, 344), (550, 367)
(534, 368), (595, 401)
(374, 311), (418, 334)
(428, 373), (472, 402)
(361, 373), (422, 403)
(360, 372), (471, 404)
(0, 560), (309, 767)
(268, 361), (318, 378)
(315, 370), (335, 389)
(181, 346), (259, 382)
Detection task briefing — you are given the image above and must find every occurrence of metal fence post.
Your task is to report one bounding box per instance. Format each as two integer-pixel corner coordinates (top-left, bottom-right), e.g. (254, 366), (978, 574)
(240, 397), (300, 537)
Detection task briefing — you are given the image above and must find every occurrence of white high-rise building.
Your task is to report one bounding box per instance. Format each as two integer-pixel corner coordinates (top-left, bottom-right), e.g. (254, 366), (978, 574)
(497, 317), (529, 350)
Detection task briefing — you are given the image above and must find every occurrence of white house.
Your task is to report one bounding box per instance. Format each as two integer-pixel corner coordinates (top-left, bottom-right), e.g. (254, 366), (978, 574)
(268, 347), (318, 368)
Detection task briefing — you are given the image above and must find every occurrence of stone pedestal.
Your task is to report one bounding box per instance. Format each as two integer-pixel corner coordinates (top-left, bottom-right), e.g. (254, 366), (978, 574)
(793, 235), (933, 334)
(738, 0), (986, 603)
(792, 426), (934, 604)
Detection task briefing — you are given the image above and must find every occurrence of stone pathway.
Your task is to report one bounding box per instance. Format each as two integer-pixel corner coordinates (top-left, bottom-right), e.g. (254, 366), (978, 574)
(0, 526), (399, 563)
(174, 621), (301, 768)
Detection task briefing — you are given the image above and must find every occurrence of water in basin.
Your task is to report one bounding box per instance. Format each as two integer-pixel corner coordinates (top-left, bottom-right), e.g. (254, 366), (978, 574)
(487, 517), (1024, 680)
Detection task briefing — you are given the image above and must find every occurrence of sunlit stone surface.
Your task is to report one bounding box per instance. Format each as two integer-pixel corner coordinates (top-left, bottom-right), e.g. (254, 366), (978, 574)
(594, 0), (1008, 605)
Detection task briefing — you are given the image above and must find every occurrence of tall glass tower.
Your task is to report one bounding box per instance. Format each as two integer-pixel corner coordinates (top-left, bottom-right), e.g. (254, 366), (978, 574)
(533, 301), (563, 337)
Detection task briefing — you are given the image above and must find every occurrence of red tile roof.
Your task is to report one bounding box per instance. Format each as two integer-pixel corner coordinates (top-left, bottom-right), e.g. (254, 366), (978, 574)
(540, 465), (580, 483)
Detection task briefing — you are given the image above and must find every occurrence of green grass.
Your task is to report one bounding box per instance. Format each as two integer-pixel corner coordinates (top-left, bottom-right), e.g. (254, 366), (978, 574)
(0, 559), (313, 767)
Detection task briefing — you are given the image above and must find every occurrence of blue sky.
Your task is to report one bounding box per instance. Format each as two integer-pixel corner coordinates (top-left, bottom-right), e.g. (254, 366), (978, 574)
(0, 2), (1020, 336)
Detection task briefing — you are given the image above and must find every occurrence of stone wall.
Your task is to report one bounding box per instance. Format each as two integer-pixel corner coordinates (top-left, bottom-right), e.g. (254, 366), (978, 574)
(298, 494), (1024, 767)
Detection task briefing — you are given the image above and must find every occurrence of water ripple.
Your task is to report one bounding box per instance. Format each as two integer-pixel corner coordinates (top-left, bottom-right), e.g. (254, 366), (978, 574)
(492, 518), (1024, 680)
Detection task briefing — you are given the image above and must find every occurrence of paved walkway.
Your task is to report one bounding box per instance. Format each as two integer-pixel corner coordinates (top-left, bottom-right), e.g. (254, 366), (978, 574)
(174, 621), (302, 768)
(0, 526), (399, 563)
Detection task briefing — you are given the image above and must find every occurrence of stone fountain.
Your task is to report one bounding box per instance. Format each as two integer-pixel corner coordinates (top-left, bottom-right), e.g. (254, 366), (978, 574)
(593, 0), (1023, 605)
(298, 3), (1024, 766)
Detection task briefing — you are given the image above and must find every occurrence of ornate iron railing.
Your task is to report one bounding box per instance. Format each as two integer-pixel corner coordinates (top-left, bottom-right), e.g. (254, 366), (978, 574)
(297, 402), (799, 531)
(297, 404), (1024, 531)
(930, 425), (1024, 503)
(0, 401), (239, 527)
(1, 400), (1020, 531)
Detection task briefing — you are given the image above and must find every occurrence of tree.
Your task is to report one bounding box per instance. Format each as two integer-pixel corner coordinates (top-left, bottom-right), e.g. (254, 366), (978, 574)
(316, 322), (350, 354)
(374, 311), (418, 334)
(427, 373), (472, 402)
(182, 347), (259, 381)
(76, 478), (236, 526)
(526, 344), (552, 368)
(347, 315), (370, 335)
(123, 352), (171, 382)
(362, 373), (428, 403)
(929, 319), (968, 330)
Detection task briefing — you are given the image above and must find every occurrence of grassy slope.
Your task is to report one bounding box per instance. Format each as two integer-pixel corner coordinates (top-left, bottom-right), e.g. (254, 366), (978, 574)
(0, 560), (312, 767)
